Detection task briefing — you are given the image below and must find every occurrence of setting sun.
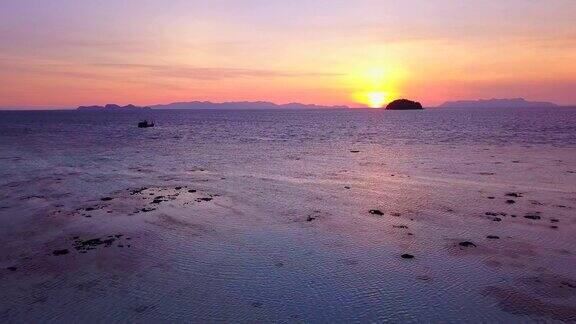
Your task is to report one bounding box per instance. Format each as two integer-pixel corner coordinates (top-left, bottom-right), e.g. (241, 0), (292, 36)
(366, 92), (388, 108)
(348, 66), (406, 108)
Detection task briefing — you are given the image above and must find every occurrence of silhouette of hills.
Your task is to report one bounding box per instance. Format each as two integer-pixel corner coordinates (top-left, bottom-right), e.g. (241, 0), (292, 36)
(439, 98), (558, 108)
(152, 101), (349, 110)
(77, 104), (151, 111)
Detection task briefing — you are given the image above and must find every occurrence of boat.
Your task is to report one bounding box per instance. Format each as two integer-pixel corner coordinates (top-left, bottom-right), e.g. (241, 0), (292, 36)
(138, 120), (155, 128)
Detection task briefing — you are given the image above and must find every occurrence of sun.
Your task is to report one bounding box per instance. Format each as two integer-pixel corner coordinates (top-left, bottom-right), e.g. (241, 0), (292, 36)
(348, 66), (405, 108)
(366, 91), (388, 108)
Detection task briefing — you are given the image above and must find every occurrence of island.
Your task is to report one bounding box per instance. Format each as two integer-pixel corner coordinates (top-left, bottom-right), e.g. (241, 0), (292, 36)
(77, 104), (152, 111)
(438, 98), (557, 108)
(385, 99), (423, 110)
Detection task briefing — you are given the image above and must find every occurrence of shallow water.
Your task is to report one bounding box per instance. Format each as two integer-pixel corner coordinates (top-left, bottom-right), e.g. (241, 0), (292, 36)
(1, 107), (576, 322)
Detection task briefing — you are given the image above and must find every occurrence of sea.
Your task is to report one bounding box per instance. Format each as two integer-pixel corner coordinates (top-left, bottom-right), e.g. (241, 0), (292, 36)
(1, 107), (575, 322)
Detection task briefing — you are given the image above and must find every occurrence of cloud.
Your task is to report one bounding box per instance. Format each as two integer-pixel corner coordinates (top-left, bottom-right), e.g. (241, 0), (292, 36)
(92, 63), (342, 80)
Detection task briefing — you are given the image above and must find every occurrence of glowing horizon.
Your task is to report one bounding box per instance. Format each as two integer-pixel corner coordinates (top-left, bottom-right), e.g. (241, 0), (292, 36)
(1, 1), (575, 109)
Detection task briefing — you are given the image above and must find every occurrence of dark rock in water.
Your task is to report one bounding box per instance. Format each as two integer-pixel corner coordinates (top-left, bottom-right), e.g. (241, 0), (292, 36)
(550, 225), (559, 229)
(401, 254), (415, 259)
(506, 199), (516, 204)
(385, 99), (423, 110)
(175, 186), (182, 190)
(505, 192), (523, 198)
(151, 196), (165, 204)
(350, 150), (360, 153)
(487, 196), (495, 199)
(344, 186), (351, 189)
(550, 219), (559, 223)
(74, 237), (116, 253)
(196, 197), (213, 202)
(492, 217), (502, 222)
(188, 189), (197, 193)
(306, 215), (316, 222)
(369, 209), (384, 216)
(6, 266), (17, 271)
(100, 197), (113, 201)
(53, 249), (69, 256)
(486, 235), (500, 239)
(524, 213), (541, 220)
(459, 241), (477, 248)
(141, 207), (156, 212)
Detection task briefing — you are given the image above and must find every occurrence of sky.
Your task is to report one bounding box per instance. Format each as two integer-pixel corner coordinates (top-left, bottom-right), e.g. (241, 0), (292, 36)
(1, 0), (576, 109)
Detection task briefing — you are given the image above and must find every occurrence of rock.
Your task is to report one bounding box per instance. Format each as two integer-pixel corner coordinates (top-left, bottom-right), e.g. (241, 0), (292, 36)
(459, 241), (477, 248)
(524, 213), (541, 220)
(550, 219), (559, 223)
(506, 199), (516, 204)
(6, 266), (17, 271)
(385, 99), (423, 110)
(306, 215), (316, 222)
(492, 217), (502, 222)
(188, 189), (197, 193)
(369, 209), (384, 216)
(151, 196), (165, 204)
(100, 197), (113, 201)
(73, 237), (116, 253)
(505, 192), (523, 198)
(401, 254), (415, 259)
(141, 207), (156, 212)
(486, 235), (500, 239)
(52, 249), (69, 256)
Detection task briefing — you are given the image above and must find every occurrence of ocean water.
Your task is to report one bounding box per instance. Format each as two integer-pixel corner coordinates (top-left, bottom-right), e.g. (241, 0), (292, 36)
(1, 107), (575, 322)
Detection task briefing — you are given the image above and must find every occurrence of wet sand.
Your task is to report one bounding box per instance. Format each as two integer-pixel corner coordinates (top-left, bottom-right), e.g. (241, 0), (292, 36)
(1, 143), (575, 322)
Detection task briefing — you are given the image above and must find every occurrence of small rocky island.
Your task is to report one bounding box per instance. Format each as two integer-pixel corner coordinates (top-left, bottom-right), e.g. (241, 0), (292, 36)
(385, 99), (423, 110)
(77, 104), (151, 111)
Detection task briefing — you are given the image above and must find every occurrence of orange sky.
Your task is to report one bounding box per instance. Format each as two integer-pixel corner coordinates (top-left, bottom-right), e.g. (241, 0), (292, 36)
(1, 0), (575, 108)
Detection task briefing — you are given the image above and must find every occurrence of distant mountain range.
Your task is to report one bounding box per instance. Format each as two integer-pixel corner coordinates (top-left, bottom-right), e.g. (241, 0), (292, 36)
(152, 101), (349, 110)
(438, 98), (558, 108)
(77, 104), (151, 111)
